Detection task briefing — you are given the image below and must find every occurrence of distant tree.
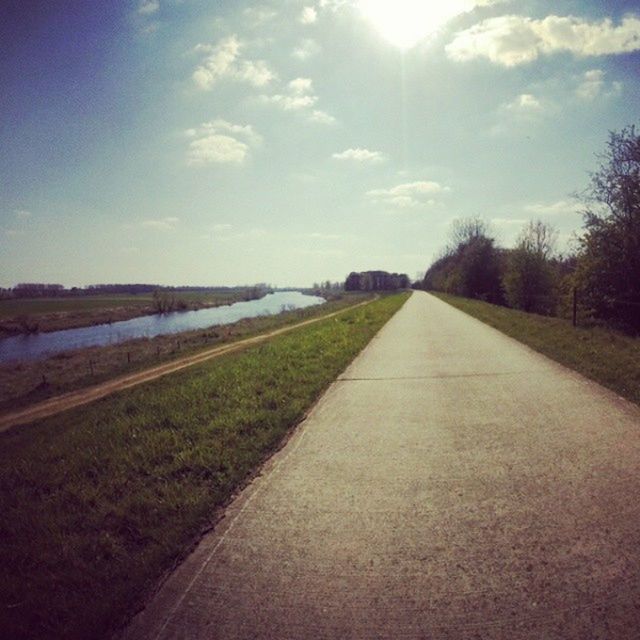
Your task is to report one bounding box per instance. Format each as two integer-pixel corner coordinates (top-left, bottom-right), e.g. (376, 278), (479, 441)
(575, 125), (640, 330)
(427, 218), (503, 302)
(345, 272), (362, 291)
(450, 217), (491, 249)
(344, 271), (408, 291)
(503, 220), (557, 314)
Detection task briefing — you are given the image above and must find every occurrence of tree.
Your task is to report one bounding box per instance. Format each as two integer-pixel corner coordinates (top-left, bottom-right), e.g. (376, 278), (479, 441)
(423, 217), (503, 302)
(503, 220), (557, 314)
(575, 125), (640, 331)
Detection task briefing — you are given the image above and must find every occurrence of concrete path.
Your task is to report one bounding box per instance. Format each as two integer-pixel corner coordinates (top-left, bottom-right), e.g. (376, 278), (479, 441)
(123, 291), (640, 640)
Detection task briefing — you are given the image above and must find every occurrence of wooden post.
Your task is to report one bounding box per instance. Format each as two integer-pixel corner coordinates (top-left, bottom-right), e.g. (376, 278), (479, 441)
(127, 351), (131, 364)
(89, 359), (94, 376)
(42, 373), (47, 385)
(572, 287), (578, 327)
(156, 345), (160, 357)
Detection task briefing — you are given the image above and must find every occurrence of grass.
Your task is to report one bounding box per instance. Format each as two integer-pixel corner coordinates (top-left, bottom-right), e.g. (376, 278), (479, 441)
(0, 294), (371, 411)
(0, 291), (255, 318)
(434, 292), (640, 407)
(0, 295), (153, 318)
(0, 293), (408, 640)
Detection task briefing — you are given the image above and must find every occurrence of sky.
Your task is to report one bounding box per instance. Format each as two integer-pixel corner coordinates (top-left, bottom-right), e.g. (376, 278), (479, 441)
(1, 0), (638, 287)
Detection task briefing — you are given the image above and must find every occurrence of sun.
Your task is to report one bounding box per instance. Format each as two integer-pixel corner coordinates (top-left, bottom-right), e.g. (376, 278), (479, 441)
(357, 0), (472, 49)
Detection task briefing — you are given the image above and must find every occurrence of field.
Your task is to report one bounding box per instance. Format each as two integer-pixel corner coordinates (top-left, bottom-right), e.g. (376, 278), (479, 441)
(435, 292), (640, 407)
(0, 293), (408, 640)
(0, 289), (263, 337)
(0, 294), (369, 411)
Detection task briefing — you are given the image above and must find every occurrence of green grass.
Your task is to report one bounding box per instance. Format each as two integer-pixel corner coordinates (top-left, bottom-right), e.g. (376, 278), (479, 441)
(0, 293), (408, 640)
(434, 292), (640, 407)
(0, 295), (153, 318)
(0, 291), (253, 319)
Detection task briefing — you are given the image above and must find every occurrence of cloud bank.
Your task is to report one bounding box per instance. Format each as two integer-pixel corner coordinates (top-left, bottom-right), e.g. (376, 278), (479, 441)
(447, 14), (640, 66)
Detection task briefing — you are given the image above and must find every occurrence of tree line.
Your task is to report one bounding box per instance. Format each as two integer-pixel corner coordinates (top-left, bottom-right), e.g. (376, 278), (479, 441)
(346, 271), (410, 292)
(419, 125), (640, 333)
(3, 283), (272, 299)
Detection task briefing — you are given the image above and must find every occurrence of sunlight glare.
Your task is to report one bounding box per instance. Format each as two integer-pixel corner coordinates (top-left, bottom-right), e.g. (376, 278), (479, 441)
(358, 0), (472, 49)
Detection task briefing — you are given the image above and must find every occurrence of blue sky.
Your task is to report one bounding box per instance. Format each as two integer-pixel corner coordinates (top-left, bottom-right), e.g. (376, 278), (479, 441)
(1, 0), (638, 287)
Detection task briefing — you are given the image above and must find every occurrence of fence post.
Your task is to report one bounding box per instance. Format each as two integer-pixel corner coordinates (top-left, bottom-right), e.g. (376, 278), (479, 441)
(89, 359), (94, 376)
(127, 351), (131, 364)
(572, 287), (578, 327)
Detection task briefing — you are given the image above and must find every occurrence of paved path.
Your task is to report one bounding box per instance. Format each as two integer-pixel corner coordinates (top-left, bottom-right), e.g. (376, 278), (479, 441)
(123, 291), (640, 640)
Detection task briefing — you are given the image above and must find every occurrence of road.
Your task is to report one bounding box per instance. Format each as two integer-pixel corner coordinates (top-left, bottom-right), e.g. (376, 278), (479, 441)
(0, 299), (372, 433)
(123, 291), (640, 640)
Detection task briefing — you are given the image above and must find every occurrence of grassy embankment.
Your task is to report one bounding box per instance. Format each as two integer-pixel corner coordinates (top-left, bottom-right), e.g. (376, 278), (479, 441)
(0, 289), (261, 337)
(434, 292), (640, 407)
(0, 293), (408, 640)
(0, 294), (369, 411)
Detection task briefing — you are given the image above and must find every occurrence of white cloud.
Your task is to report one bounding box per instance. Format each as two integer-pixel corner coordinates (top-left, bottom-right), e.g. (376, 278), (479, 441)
(261, 77), (318, 110)
(138, 0), (159, 15)
(14, 209), (32, 218)
(490, 91), (552, 135)
(243, 6), (277, 25)
(575, 69), (622, 101)
(188, 136), (249, 165)
(332, 148), (386, 164)
(260, 77), (335, 124)
(202, 119), (262, 145)
(446, 14), (640, 67)
(187, 120), (261, 166)
(142, 217), (179, 231)
(302, 232), (343, 240)
(491, 217), (528, 227)
(192, 36), (276, 90)
(300, 6), (318, 24)
(309, 109), (336, 125)
(524, 199), (582, 216)
(292, 38), (321, 60)
(367, 181), (450, 208)
(505, 93), (543, 112)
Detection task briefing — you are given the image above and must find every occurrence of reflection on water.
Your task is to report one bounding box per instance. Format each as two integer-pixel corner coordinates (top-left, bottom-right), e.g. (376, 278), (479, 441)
(0, 291), (325, 364)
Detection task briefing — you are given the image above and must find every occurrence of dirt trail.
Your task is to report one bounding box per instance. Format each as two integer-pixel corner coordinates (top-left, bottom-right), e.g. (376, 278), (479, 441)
(0, 299), (373, 433)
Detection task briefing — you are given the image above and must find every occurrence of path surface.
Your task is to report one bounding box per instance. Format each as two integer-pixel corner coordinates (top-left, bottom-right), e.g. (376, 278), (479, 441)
(0, 300), (372, 433)
(123, 291), (640, 640)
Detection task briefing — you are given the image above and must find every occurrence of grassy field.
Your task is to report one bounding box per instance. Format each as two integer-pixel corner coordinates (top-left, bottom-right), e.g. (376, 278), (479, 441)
(0, 293), (407, 640)
(0, 294), (370, 411)
(434, 292), (640, 407)
(0, 291), (255, 318)
(0, 295), (152, 318)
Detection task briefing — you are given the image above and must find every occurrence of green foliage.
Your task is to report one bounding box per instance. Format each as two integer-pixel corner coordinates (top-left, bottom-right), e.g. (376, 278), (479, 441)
(502, 220), (557, 314)
(0, 294), (407, 640)
(423, 218), (503, 303)
(575, 125), (640, 331)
